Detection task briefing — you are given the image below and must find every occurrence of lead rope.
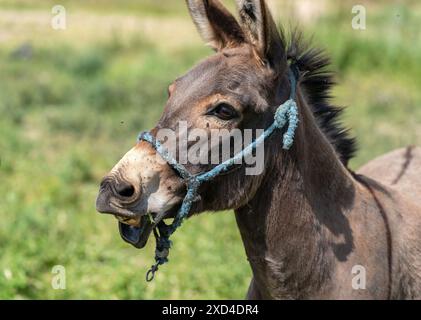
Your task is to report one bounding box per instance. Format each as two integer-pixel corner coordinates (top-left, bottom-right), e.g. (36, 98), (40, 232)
(143, 64), (300, 281)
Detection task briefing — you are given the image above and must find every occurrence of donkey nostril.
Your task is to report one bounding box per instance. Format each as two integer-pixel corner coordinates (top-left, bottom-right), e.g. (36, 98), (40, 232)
(115, 182), (135, 198)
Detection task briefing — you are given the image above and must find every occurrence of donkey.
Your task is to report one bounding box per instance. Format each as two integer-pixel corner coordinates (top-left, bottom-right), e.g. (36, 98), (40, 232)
(96, 0), (421, 299)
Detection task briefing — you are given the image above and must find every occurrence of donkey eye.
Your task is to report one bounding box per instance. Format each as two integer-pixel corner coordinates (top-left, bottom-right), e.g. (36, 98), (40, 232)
(208, 103), (238, 121)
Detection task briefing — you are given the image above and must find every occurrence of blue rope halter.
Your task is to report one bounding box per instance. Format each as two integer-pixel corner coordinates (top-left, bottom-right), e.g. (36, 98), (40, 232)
(139, 64), (300, 281)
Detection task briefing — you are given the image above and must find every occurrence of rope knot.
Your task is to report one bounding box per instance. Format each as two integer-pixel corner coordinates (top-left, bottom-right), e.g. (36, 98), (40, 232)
(155, 247), (170, 263)
(274, 99), (299, 150)
(156, 237), (171, 257)
(274, 101), (290, 129)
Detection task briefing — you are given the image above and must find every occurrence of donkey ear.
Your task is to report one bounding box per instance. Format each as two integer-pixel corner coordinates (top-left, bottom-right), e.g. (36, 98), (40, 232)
(186, 0), (245, 51)
(236, 0), (285, 68)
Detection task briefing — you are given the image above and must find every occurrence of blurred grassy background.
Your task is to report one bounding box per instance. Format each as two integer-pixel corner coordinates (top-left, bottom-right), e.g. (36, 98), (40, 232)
(0, 0), (419, 299)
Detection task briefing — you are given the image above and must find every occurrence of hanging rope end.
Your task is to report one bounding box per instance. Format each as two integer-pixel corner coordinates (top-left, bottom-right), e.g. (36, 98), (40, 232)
(278, 100), (299, 150)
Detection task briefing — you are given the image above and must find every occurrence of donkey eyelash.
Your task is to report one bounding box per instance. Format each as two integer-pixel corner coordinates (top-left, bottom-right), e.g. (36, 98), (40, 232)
(206, 102), (239, 121)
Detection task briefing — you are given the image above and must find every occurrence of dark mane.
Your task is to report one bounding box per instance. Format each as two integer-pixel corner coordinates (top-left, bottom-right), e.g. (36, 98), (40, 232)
(285, 30), (357, 166)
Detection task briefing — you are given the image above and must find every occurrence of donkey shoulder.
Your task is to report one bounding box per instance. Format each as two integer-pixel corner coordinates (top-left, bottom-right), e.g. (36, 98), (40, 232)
(358, 146), (421, 204)
(358, 146), (421, 299)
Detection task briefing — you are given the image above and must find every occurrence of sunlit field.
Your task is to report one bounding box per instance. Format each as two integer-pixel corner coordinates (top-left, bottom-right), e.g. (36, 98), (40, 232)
(0, 0), (420, 299)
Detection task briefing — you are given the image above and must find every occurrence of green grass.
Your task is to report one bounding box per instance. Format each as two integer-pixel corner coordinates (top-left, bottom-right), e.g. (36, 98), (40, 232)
(0, 0), (187, 16)
(0, 1), (420, 299)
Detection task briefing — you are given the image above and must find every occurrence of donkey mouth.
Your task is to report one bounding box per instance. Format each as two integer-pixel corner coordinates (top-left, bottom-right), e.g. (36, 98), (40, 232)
(118, 215), (154, 249)
(96, 185), (183, 249)
(118, 206), (180, 249)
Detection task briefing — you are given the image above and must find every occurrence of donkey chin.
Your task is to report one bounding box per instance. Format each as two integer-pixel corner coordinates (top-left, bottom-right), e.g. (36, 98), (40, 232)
(95, 143), (184, 248)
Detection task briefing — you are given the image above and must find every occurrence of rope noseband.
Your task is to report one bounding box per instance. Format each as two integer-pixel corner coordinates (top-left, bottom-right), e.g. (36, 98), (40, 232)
(139, 65), (300, 281)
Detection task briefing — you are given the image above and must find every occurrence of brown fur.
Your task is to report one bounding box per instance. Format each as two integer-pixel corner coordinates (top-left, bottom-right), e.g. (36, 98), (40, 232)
(96, 0), (421, 299)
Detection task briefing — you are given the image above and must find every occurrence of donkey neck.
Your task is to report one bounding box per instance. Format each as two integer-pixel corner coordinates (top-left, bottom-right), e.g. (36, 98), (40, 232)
(235, 91), (357, 299)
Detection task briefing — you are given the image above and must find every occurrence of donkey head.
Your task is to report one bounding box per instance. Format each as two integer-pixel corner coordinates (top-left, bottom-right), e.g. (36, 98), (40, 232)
(96, 0), (292, 248)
